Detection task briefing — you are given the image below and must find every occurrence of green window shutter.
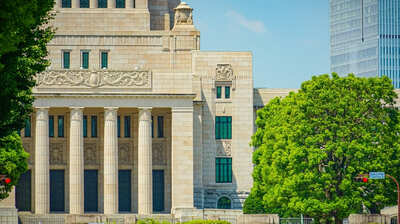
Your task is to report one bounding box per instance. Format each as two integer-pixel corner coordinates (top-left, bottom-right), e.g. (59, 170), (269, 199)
(62, 0), (71, 8)
(124, 116), (131, 138)
(58, 116), (64, 137)
(63, 52), (70, 69)
(215, 117), (220, 139)
(80, 0), (89, 8)
(101, 52), (108, 69)
(227, 116), (232, 139)
(216, 86), (222, 99)
(82, 52), (89, 69)
(117, 116), (121, 138)
(91, 116), (97, 137)
(225, 86), (231, 99)
(227, 158), (232, 182)
(49, 116), (54, 137)
(83, 116), (87, 138)
(216, 158), (220, 183)
(116, 0), (125, 8)
(221, 116), (227, 139)
(24, 118), (31, 137)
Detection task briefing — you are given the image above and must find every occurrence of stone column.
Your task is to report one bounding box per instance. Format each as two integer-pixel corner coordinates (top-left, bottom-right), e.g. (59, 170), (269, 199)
(103, 107), (119, 214)
(69, 107), (84, 214)
(34, 107), (50, 214)
(171, 107), (194, 210)
(138, 107), (152, 215)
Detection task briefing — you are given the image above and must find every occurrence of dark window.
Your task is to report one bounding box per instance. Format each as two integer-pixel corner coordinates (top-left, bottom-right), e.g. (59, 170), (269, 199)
(118, 170), (132, 212)
(80, 0), (90, 8)
(151, 116), (154, 138)
(49, 115), (54, 137)
(91, 116), (97, 138)
(225, 86), (231, 99)
(133, 0), (135, 8)
(124, 116), (131, 138)
(216, 86), (222, 99)
(98, 0), (107, 8)
(63, 51), (70, 69)
(216, 158), (232, 183)
(16, 170), (31, 211)
(50, 170), (65, 212)
(157, 116), (164, 138)
(82, 52), (89, 69)
(83, 116), (87, 138)
(215, 116), (232, 139)
(62, 0), (71, 8)
(58, 116), (64, 137)
(101, 52), (108, 69)
(116, 0), (125, 8)
(217, 197), (232, 209)
(24, 117), (31, 137)
(117, 116), (121, 138)
(84, 170), (98, 212)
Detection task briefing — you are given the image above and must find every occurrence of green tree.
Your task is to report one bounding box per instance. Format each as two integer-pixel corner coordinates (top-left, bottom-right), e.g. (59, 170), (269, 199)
(246, 74), (400, 223)
(0, 0), (54, 199)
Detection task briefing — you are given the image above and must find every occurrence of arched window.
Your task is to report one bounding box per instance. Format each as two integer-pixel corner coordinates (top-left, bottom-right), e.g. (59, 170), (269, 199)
(217, 196), (232, 209)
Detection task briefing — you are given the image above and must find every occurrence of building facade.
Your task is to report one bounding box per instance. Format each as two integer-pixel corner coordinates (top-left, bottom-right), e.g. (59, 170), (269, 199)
(330, 0), (400, 87)
(0, 0), (260, 219)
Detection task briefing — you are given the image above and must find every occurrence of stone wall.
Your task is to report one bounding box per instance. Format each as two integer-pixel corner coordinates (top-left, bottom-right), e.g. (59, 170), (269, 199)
(348, 214), (392, 224)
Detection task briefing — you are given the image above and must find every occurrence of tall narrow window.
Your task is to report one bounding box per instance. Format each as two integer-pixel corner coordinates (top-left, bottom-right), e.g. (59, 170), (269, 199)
(24, 117), (31, 137)
(49, 116), (54, 137)
(58, 116), (64, 138)
(151, 116), (154, 138)
(124, 116), (131, 138)
(116, 0), (125, 8)
(98, 0), (107, 8)
(117, 116), (121, 138)
(81, 51), (89, 69)
(225, 86), (231, 99)
(83, 116), (88, 138)
(215, 116), (232, 139)
(91, 116), (97, 138)
(157, 116), (164, 138)
(63, 51), (70, 69)
(133, 0), (135, 8)
(80, 0), (89, 8)
(62, 0), (71, 8)
(216, 86), (222, 99)
(101, 52), (108, 69)
(216, 158), (232, 183)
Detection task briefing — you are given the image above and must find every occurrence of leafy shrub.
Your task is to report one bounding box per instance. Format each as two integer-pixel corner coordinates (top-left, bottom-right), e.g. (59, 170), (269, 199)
(137, 218), (171, 224)
(181, 220), (231, 224)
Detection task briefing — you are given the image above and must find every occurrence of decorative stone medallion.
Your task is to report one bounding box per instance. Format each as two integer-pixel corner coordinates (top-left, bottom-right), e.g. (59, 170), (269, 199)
(50, 143), (65, 165)
(36, 70), (152, 88)
(84, 143), (98, 165)
(152, 142), (166, 166)
(119, 143), (131, 165)
(215, 64), (235, 81)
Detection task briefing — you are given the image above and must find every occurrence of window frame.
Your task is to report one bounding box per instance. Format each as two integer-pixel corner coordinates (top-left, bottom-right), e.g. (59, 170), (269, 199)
(124, 116), (131, 138)
(215, 116), (232, 140)
(215, 157), (232, 183)
(83, 115), (88, 138)
(216, 86), (222, 99)
(157, 116), (164, 138)
(58, 116), (64, 138)
(62, 0), (72, 8)
(81, 50), (90, 69)
(225, 86), (231, 99)
(49, 115), (54, 138)
(24, 117), (31, 138)
(80, 0), (90, 8)
(115, 0), (125, 8)
(117, 116), (121, 138)
(98, 0), (107, 8)
(62, 50), (71, 69)
(91, 116), (98, 138)
(100, 51), (109, 69)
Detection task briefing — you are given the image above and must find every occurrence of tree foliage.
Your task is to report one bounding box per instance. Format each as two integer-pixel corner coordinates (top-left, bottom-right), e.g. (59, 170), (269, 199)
(245, 74), (400, 223)
(0, 0), (54, 199)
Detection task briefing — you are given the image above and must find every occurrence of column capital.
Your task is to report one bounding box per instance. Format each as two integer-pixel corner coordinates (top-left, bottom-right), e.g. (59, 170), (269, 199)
(35, 107), (49, 121)
(138, 107), (152, 111)
(69, 107), (84, 111)
(104, 107), (119, 111)
(70, 107), (84, 121)
(139, 107), (152, 121)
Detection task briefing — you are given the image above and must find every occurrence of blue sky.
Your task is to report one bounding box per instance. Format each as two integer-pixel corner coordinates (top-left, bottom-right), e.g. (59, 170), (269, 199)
(186, 0), (330, 88)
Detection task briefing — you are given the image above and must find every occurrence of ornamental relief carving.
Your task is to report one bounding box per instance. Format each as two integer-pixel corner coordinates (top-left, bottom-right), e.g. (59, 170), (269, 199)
(119, 143), (131, 165)
(50, 143), (65, 165)
(152, 142), (166, 166)
(174, 2), (193, 25)
(215, 64), (235, 81)
(84, 143), (98, 165)
(216, 141), (232, 157)
(36, 70), (152, 88)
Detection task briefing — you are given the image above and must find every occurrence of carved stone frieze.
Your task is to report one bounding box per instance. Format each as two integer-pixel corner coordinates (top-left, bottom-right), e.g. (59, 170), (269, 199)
(152, 142), (166, 166)
(84, 143), (98, 165)
(36, 70), (152, 88)
(215, 64), (235, 81)
(50, 143), (65, 165)
(216, 141), (232, 157)
(119, 143), (131, 165)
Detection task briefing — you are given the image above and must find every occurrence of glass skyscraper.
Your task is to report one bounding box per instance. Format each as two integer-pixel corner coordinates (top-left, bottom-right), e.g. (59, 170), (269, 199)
(330, 0), (400, 88)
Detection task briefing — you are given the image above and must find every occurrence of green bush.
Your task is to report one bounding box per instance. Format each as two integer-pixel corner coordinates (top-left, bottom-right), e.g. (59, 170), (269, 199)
(181, 220), (231, 224)
(137, 219), (171, 224)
